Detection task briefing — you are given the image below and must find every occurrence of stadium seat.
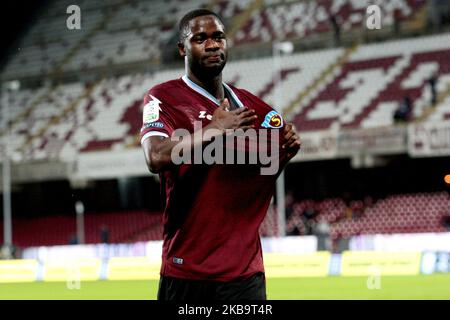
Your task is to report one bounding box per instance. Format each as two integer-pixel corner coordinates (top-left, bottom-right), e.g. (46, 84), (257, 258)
(0, 211), (163, 247)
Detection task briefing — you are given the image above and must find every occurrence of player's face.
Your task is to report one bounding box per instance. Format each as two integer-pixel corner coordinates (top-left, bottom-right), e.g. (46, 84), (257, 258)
(180, 15), (228, 78)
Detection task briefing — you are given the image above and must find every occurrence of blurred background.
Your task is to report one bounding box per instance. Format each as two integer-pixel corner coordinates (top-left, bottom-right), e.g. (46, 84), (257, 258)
(0, 0), (449, 299)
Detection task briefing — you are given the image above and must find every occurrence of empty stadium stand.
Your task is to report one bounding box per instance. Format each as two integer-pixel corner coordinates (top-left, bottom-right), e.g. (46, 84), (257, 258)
(2, 191), (447, 248)
(1, 1), (449, 252)
(1, 0), (240, 79)
(232, 0), (426, 46)
(2, 33), (449, 162)
(283, 192), (450, 241)
(0, 0), (431, 80)
(289, 33), (450, 130)
(0, 211), (162, 247)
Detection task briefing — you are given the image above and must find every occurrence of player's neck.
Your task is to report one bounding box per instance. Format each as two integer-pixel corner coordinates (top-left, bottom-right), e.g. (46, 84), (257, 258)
(187, 71), (224, 101)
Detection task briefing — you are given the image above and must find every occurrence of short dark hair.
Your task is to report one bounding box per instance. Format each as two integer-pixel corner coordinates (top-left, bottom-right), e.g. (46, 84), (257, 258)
(178, 9), (224, 43)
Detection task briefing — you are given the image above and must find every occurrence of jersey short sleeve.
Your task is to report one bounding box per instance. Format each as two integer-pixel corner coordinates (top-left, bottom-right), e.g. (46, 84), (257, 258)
(140, 89), (175, 145)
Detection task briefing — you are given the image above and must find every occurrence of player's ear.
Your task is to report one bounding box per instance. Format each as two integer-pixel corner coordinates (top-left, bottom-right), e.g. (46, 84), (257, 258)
(178, 42), (186, 57)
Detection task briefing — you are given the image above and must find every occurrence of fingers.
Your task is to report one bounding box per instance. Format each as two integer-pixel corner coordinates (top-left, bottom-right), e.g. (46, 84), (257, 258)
(284, 134), (300, 149)
(286, 138), (301, 150)
(232, 106), (246, 114)
(284, 130), (294, 141)
(239, 110), (257, 121)
(282, 123), (301, 150)
(233, 106), (254, 115)
(239, 125), (255, 130)
(284, 138), (301, 161)
(220, 98), (230, 111)
(283, 123), (293, 137)
(239, 118), (257, 127)
(230, 107), (257, 128)
(284, 123), (292, 133)
(238, 111), (257, 126)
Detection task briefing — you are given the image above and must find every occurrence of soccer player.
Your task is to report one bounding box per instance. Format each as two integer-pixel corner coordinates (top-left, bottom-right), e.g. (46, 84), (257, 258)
(140, 9), (301, 300)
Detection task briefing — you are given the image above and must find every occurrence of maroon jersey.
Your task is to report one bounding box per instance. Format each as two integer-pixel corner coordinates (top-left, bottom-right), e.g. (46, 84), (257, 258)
(140, 75), (287, 281)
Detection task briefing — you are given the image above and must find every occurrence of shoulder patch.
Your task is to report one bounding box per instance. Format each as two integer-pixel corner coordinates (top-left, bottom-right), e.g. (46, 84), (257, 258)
(261, 110), (284, 128)
(141, 122), (164, 131)
(143, 94), (162, 124)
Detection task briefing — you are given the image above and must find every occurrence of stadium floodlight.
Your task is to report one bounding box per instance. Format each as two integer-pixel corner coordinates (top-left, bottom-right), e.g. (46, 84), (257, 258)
(445, 175), (450, 185)
(6, 80), (20, 91)
(75, 201), (85, 244)
(272, 41), (294, 237)
(1, 80), (20, 258)
(274, 41), (294, 55)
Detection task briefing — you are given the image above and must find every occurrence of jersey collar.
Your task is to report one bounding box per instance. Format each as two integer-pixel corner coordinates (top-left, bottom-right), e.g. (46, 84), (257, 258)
(182, 75), (244, 108)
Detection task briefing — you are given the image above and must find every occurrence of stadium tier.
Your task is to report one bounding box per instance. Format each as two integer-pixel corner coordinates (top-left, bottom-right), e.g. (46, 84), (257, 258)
(2, 0), (450, 302)
(1, 0), (429, 80)
(0, 211), (162, 247)
(283, 191), (450, 239)
(233, 0), (426, 46)
(1, 33), (449, 162)
(1, 192), (447, 247)
(1, 0), (238, 79)
(0, 0), (449, 258)
(290, 34), (450, 131)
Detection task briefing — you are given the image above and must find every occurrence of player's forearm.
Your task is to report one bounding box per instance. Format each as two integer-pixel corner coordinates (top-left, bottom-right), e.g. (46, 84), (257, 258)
(144, 138), (177, 173)
(144, 123), (224, 173)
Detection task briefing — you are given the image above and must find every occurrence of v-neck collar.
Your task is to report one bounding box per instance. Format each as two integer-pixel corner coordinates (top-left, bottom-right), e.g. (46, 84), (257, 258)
(181, 75), (244, 108)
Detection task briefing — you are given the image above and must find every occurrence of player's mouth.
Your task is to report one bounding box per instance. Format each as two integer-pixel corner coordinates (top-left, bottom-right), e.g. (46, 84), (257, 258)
(205, 54), (222, 62)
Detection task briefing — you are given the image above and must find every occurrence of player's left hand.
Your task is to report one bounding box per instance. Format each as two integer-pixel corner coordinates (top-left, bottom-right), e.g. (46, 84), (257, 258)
(282, 123), (301, 159)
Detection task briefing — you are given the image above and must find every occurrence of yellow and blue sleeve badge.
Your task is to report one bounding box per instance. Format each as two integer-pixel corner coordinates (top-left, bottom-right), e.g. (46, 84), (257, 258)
(261, 111), (284, 129)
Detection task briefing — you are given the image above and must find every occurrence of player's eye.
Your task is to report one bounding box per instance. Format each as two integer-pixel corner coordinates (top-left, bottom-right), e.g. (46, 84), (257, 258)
(214, 34), (226, 41)
(193, 35), (205, 43)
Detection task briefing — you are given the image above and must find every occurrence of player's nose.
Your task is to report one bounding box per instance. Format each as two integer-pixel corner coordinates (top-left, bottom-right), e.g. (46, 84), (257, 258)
(204, 38), (220, 51)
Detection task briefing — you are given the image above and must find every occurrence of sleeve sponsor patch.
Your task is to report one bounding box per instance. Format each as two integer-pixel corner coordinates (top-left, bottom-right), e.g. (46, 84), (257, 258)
(143, 94), (162, 124)
(261, 110), (284, 128)
(141, 122), (165, 131)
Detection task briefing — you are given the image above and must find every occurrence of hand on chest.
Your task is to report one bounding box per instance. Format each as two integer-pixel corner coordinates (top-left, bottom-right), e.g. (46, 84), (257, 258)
(183, 105), (283, 131)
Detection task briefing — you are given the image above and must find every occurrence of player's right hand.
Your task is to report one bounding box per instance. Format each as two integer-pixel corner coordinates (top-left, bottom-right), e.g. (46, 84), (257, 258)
(211, 98), (258, 132)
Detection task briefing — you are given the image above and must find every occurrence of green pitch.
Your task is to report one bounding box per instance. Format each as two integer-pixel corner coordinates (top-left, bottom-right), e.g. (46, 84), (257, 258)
(0, 274), (449, 300)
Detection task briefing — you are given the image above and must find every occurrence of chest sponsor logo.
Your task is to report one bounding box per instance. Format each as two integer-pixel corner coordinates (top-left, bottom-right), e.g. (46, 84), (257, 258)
(261, 111), (283, 129)
(198, 111), (212, 120)
(143, 95), (162, 123)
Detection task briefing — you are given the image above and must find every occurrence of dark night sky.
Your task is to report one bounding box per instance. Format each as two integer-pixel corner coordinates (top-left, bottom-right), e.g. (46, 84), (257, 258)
(0, 1), (49, 66)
